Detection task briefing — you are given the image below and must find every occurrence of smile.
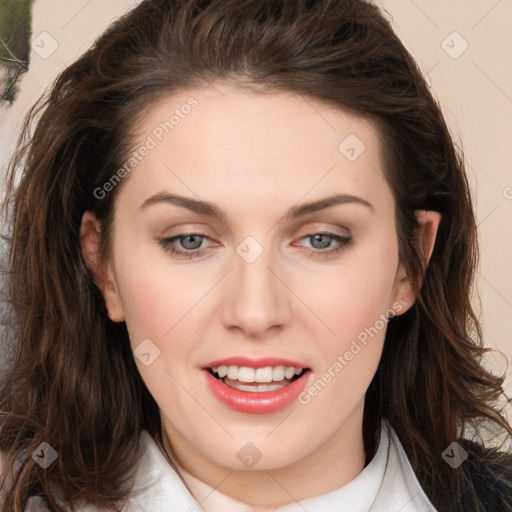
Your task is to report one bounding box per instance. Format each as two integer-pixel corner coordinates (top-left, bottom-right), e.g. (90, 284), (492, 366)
(209, 365), (304, 391)
(202, 357), (311, 414)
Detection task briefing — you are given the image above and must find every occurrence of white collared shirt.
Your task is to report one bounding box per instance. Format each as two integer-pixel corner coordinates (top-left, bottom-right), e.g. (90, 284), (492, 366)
(22, 418), (438, 511)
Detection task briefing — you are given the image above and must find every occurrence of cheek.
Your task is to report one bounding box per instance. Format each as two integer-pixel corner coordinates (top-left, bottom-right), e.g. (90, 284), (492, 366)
(112, 244), (215, 366)
(301, 239), (399, 343)
(113, 259), (203, 406)
(295, 246), (398, 424)
(116, 269), (177, 344)
(108, 238), (184, 368)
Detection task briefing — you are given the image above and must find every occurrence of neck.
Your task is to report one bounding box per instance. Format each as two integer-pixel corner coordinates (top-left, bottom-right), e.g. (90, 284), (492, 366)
(160, 402), (367, 508)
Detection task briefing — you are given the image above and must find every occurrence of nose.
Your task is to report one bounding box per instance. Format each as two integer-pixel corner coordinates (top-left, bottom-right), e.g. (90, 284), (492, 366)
(220, 243), (291, 338)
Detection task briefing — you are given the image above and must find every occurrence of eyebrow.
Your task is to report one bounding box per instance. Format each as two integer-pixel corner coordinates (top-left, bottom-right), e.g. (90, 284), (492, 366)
(139, 191), (374, 220)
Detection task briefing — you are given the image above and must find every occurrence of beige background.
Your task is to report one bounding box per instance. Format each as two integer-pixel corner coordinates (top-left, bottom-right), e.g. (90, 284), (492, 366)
(1, 0), (511, 421)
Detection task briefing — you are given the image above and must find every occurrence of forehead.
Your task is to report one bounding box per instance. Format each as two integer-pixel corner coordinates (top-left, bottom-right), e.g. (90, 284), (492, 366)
(118, 82), (392, 218)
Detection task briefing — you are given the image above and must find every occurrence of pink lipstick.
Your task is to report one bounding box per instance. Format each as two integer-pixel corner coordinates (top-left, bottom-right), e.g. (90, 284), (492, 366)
(202, 357), (311, 414)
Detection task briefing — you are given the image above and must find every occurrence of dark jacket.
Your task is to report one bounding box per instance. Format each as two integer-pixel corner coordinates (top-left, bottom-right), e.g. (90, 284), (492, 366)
(458, 438), (512, 512)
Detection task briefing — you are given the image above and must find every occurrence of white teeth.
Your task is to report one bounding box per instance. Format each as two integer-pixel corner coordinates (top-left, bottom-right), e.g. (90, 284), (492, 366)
(254, 367), (273, 383)
(284, 367), (296, 379)
(237, 367), (255, 383)
(229, 382), (290, 392)
(273, 366), (285, 381)
(210, 365), (304, 383)
(227, 365), (238, 379)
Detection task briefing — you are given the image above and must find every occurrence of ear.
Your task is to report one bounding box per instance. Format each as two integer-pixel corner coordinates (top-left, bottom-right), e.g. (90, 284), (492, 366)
(390, 210), (442, 316)
(80, 211), (125, 322)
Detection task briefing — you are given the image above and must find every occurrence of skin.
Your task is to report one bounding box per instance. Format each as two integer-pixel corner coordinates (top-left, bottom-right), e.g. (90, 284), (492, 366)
(81, 82), (440, 508)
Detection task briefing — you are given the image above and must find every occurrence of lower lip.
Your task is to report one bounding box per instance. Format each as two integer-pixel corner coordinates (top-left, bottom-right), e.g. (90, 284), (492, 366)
(204, 369), (310, 414)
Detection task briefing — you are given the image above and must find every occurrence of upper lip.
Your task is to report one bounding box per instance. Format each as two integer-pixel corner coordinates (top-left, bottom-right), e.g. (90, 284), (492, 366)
(203, 356), (308, 369)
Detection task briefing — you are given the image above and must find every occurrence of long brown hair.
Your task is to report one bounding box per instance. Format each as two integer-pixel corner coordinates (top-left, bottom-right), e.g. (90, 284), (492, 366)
(1, 0), (511, 510)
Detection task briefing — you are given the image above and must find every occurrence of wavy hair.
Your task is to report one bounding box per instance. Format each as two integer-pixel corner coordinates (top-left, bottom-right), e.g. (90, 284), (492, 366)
(1, 0), (511, 510)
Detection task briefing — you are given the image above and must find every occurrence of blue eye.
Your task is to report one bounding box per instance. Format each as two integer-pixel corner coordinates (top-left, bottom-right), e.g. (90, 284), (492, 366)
(158, 232), (352, 260)
(301, 233), (352, 256)
(159, 233), (210, 259)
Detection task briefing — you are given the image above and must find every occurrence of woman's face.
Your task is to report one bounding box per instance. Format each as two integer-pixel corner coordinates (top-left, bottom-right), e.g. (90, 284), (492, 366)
(87, 83), (415, 474)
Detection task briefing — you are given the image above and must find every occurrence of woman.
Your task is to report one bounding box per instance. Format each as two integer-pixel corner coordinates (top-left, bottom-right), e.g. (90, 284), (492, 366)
(1, 0), (511, 510)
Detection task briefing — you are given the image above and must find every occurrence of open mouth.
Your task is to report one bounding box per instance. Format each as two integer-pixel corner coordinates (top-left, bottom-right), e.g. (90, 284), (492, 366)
(203, 362), (312, 414)
(206, 365), (310, 393)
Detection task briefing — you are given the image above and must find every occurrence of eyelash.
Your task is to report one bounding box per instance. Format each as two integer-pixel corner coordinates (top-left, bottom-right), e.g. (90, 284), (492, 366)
(158, 231), (352, 260)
